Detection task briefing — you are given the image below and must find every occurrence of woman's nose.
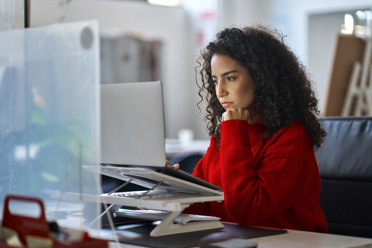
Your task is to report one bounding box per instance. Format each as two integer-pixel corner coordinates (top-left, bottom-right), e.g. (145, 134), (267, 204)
(216, 82), (226, 97)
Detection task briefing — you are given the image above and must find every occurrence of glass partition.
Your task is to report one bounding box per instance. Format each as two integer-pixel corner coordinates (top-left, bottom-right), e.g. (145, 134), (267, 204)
(0, 20), (101, 232)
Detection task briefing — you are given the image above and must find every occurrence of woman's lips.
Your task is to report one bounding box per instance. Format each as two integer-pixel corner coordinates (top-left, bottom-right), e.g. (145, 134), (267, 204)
(221, 102), (233, 108)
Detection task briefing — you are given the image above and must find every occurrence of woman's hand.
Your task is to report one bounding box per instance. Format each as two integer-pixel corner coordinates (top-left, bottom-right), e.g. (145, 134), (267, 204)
(222, 108), (249, 121)
(166, 160), (179, 169)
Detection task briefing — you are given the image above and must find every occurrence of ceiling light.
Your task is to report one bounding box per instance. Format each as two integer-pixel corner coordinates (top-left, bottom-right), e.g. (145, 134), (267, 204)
(147, 0), (182, 7)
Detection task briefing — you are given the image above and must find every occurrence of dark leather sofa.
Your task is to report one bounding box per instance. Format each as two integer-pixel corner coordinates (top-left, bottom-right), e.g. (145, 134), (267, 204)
(315, 116), (372, 238)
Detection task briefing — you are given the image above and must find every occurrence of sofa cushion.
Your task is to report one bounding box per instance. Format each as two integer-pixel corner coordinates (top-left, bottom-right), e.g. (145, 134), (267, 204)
(315, 116), (372, 238)
(316, 117), (372, 180)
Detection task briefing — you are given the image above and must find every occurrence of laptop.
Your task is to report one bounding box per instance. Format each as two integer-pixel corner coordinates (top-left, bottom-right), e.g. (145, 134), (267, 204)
(98, 81), (223, 199)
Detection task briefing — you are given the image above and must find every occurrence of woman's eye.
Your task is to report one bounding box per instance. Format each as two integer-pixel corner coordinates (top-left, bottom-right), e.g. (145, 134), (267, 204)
(212, 80), (218, 85)
(227, 77), (235, 81)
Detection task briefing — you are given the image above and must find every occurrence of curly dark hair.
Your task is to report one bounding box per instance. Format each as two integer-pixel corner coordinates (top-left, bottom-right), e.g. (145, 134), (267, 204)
(196, 25), (326, 147)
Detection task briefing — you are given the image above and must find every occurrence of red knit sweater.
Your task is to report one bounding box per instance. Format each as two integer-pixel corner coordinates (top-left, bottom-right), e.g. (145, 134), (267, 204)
(185, 119), (328, 233)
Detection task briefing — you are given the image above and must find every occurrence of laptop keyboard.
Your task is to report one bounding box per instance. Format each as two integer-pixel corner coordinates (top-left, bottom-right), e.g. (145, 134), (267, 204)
(104, 191), (177, 200)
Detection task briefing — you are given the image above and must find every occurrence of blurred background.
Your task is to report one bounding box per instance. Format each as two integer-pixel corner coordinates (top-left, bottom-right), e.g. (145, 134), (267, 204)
(3, 0), (372, 140)
(1, 0), (371, 240)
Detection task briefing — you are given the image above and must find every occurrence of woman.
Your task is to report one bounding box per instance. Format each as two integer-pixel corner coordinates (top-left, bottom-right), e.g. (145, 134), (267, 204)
(184, 25), (328, 233)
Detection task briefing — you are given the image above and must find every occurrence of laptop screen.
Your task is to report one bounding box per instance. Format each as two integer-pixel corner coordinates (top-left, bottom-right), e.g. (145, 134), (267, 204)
(100, 81), (166, 167)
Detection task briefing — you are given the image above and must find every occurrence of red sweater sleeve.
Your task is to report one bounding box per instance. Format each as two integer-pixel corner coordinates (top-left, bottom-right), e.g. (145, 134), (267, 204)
(219, 120), (316, 225)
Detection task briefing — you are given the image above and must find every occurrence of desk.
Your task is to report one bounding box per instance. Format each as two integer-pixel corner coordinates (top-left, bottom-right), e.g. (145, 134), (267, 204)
(107, 224), (372, 248)
(250, 230), (372, 248)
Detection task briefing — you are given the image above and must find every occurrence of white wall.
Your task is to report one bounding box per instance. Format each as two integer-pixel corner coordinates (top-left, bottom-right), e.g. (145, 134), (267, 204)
(221, 0), (371, 115)
(30, 0), (372, 140)
(219, 0), (272, 29)
(277, 0), (371, 115)
(31, 0), (205, 139)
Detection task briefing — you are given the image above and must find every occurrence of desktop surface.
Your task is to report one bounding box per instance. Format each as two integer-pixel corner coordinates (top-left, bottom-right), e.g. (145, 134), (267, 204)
(105, 222), (285, 248)
(107, 225), (372, 248)
(250, 229), (372, 248)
